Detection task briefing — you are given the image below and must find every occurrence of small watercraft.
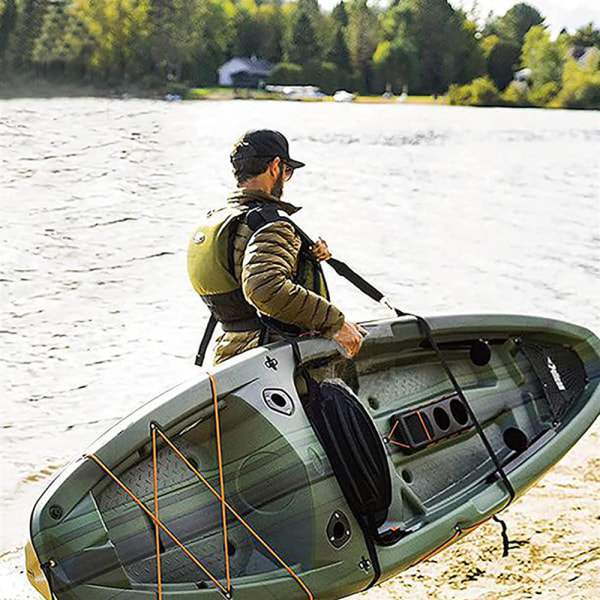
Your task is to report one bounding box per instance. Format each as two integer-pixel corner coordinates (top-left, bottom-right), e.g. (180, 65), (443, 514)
(26, 313), (600, 600)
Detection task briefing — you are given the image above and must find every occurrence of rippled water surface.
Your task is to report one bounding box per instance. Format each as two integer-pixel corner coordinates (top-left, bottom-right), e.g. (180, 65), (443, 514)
(1, 99), (599, 552)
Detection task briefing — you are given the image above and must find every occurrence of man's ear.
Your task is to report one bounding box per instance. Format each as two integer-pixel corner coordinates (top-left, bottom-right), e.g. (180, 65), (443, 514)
(269, 157), (281, 177)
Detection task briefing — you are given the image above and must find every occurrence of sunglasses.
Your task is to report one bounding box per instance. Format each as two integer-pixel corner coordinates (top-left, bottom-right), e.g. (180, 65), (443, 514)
(268, 156), (294, 181)
(281, 161), (295, 181)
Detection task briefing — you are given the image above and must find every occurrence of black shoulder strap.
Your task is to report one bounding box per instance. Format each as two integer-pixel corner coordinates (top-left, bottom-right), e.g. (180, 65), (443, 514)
(245, 203), (296, 234)
(194, 314), (218, 367)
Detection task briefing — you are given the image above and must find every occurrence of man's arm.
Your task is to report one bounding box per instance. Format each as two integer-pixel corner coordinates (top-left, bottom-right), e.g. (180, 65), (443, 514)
(241, 220), (345, 338)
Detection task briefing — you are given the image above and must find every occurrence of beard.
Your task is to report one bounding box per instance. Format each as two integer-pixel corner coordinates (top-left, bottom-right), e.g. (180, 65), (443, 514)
(271, 169), (284, 199)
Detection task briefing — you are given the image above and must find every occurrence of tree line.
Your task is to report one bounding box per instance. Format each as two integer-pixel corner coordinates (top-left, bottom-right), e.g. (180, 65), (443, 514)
(0, 0), (599, 104)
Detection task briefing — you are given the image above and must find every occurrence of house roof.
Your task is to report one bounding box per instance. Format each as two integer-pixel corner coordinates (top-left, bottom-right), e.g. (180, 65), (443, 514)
(568, 46), (600, 65)
(219, 57), (273, 75)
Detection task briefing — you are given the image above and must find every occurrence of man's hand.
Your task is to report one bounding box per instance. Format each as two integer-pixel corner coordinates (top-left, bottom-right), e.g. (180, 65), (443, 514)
(333, 321), (368, 359)
(310, 237), (332, 262)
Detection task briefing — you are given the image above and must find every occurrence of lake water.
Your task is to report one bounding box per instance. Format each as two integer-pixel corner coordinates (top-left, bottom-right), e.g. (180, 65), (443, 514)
(1, 98), (599, 574)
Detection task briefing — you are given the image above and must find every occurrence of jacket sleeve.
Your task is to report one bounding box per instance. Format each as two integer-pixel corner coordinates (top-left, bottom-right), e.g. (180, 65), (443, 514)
(241, 220), (345, 338)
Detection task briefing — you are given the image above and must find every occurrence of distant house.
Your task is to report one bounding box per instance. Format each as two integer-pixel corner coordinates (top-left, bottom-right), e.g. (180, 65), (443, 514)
(218, 57), (273, 88)
(568, 46), (600, 67)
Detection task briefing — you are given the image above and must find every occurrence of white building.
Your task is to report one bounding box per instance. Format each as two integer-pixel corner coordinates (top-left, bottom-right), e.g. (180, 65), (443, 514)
(218, 57), (273, 88)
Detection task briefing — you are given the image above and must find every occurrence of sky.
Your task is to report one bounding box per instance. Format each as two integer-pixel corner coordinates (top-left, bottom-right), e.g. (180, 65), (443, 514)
(453, 0), (600, 35)
(319, 1), (600, 36)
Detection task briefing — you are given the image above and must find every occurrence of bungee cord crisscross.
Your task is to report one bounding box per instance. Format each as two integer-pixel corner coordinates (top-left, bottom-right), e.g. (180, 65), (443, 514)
(88, 373), (314, 600)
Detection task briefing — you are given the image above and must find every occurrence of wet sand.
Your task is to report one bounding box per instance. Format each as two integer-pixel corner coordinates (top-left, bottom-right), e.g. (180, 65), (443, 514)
(1, 98), (598, 599)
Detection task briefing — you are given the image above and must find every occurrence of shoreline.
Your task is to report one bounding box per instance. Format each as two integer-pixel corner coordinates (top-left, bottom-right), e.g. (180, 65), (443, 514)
(3, 83), (592, 109)
(0, 79), (447, 105)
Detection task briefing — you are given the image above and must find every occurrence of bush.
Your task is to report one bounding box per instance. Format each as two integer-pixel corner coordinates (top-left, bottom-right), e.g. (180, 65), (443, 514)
(554, 59), (600, 109)
(304, 61), (350, 95)
(527, 81), (560, 106)
(448, 77), (500, 106)
(501, 81), (532, 106)
(267, 63), (305, 86)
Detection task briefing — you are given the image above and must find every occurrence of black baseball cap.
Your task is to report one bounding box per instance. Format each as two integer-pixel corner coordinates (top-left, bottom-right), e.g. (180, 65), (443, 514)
(230, 129), (305, 169)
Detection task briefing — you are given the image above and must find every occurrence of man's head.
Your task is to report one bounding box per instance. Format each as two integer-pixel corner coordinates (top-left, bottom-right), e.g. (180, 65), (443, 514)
(230, 130), (305, 198)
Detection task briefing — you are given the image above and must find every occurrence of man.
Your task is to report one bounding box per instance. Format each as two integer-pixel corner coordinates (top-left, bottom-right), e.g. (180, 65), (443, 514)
(188, 129), (365, 365)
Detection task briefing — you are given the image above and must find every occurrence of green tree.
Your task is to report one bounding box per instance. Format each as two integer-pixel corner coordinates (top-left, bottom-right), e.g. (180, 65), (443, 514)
(481, 35), (521, 90)
(488, 2), (544, 48)
(331, 1), (348, 27)
(569, 22), (600, 50)
(454, 17), (485, 84)
(284, 0), (321, 65)
(13, 0), (49, 68)
(232, 0), (262, 58)
(346, 0), (379, 92)
(185, 0), (230, 85)
(327, 23), (350, 71)
(148, 0), (195, 81)
(32, 0), (84, 77)
(372, 36), (417, 94)
(521, 24), (567, 89)
(256, 3), (284, 63)
(380, 0), (474, 95)
(0, 0), (17, 60)
(73, 0), (150, 82)
(555, 54), (600, 109)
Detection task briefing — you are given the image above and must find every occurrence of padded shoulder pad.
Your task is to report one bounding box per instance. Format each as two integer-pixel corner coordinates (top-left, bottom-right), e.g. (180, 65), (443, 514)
(245, 206), (287, 232)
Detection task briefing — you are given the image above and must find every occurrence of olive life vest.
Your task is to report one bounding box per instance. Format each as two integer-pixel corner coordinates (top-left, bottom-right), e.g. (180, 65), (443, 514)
(187, 200), (330, 334)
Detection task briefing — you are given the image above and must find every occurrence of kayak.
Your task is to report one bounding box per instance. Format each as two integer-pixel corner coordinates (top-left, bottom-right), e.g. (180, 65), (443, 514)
(26, 313), (600, 600)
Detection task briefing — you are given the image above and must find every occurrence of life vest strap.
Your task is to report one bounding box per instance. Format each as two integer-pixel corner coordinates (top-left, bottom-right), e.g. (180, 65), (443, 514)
(195, 314), (218, 367)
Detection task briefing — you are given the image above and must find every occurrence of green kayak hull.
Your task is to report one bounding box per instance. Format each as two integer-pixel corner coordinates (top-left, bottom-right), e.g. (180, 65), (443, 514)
(27, 314), (600, 600)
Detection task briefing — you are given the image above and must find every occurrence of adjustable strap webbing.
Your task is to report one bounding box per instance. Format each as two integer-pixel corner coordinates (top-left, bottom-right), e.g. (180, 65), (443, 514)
(284, 227), (518, 549)
(195, 314), (218, 367)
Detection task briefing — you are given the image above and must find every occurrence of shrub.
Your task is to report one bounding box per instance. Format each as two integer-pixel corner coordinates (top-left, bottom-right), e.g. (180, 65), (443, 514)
(267, 63), (305, 86)
(501, 81), (532, 106)
(304, 61), (349, 95)
(527, 81), (560, 106)
(554, 58), (600, 109)
(448, 77), (500, 106)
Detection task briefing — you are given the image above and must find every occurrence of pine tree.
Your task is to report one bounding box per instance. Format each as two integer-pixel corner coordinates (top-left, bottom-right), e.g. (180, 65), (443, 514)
(14, 0), (49, 68)
(331, 1), (348, 28)
(0, 0), (17, 59)
(284, 4), (321, 65)
(327, 25), (350, 71)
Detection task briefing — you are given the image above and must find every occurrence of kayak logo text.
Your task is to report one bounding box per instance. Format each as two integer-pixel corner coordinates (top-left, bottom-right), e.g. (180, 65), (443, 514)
(547, 357), (566, 391)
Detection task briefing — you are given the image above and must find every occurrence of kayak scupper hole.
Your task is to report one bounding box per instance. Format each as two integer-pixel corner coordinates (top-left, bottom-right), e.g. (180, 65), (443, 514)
(401, 469), (414, 484)
(503, 427), (528, 453)
(227, 541), (236, 557)
(333, 521), (346, 541)
(270, 393), (287, 408)
(368, 396), (380, 410)
(49, 505), (63, 520)
(450, 398), (469, 426)
(433, 407), (451, 431)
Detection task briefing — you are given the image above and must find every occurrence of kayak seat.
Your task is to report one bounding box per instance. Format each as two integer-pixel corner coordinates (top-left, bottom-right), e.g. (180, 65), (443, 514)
(303, 378), (392, 531)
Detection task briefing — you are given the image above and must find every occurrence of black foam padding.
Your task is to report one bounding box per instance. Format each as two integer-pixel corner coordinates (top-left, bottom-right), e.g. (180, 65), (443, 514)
(304, 378), (392, 529)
